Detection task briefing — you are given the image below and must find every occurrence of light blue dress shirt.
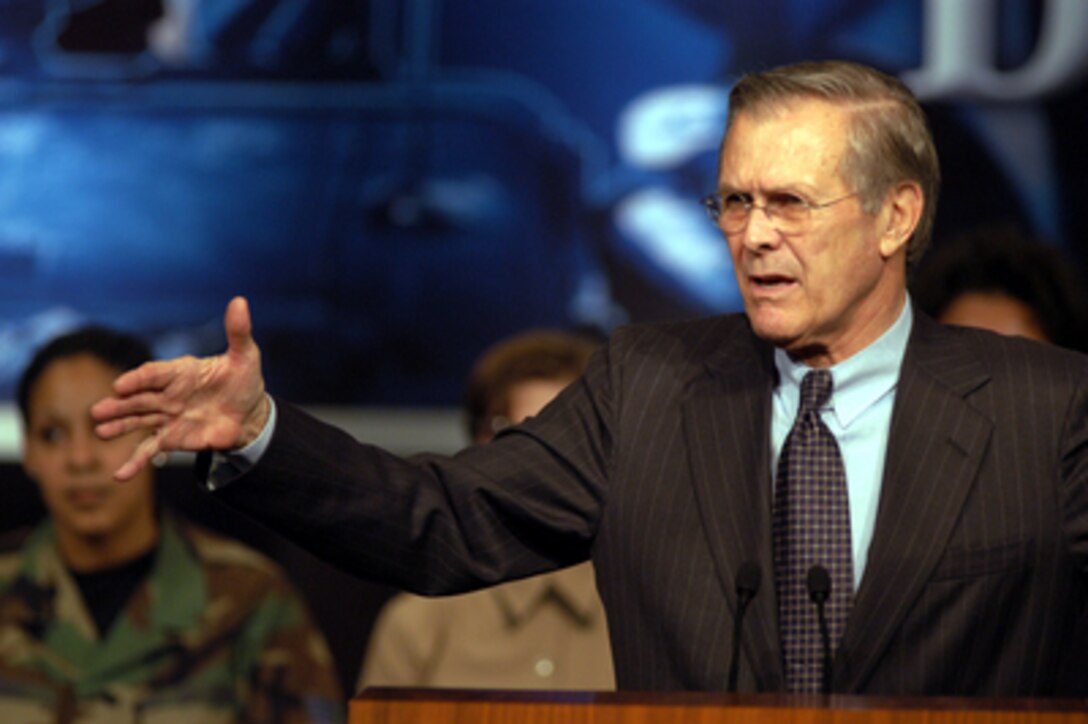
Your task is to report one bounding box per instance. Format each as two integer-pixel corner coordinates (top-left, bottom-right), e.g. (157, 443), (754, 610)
(770, 300), (913, 589)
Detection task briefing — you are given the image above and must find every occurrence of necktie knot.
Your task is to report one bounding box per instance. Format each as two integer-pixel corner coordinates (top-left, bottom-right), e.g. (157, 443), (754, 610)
(799, 370), (833, 416)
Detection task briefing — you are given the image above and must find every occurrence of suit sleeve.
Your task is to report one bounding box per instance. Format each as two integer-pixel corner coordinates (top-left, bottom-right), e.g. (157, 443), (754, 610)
(211, 337), (620, 595)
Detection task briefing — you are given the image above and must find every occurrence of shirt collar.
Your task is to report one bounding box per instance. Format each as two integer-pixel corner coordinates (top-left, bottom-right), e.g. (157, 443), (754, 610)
(16, 516), (207, 634)
(147, 516), (208, 632)
(491, 563), (602, 627)
(774, 298), (912, 428)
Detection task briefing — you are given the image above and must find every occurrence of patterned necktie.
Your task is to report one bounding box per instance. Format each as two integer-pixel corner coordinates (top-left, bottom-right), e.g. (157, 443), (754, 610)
(772, 369), (854, 693)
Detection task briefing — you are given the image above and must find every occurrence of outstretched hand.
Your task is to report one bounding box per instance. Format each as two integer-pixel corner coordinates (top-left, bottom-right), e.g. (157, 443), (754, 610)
(91, 296), (270, 481)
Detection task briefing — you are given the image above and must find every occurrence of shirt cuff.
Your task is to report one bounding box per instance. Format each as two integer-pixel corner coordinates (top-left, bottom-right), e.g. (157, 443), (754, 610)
(205, 396), (278, 491)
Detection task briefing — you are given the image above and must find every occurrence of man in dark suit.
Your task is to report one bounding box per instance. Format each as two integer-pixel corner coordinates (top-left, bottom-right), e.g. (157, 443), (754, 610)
(91, 60), (1088, 696)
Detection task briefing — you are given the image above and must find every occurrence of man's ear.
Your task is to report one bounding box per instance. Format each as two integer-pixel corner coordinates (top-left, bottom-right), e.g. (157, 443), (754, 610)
(878, 181), (923, 259)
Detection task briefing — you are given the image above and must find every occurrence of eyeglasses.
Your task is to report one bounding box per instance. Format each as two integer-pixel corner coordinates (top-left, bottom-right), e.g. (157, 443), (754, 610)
(701, 190), (859, 235)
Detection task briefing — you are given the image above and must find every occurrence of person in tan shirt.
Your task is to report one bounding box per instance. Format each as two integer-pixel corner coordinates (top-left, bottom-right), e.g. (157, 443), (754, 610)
(357, 331), (615, 691)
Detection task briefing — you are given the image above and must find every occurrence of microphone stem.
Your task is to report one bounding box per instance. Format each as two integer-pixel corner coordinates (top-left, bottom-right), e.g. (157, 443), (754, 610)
(815, 598), (832, 694)
(727, 592), (752, 692)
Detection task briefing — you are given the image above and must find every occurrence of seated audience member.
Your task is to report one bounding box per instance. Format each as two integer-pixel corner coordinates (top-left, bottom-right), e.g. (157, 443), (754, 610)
(911, 226), (1088, 349)
(358, 330), (615, 691)
(0, 327), (342, 722)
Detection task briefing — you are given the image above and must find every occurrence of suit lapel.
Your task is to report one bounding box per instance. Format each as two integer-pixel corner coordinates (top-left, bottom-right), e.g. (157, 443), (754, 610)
(681, 322), (784, 689)
(835, 313), (993, 690)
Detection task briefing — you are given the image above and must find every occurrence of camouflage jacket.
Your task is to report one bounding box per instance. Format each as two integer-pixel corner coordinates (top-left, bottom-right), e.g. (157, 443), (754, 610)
(0, 515), (342, 723)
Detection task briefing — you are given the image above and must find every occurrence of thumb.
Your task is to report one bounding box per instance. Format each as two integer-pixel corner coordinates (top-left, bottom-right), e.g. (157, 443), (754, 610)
(224, 296), (255, 356)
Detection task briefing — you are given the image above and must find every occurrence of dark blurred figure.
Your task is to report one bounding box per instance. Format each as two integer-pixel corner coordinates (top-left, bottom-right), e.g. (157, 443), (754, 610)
(18, 0), (377, 79)
(911, 226), (1088, 351)
(358, 330), (615, 691)
(56, 0), (164, 53)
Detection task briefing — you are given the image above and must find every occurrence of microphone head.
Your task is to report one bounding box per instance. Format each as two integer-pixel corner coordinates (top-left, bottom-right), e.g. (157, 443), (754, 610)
(736, 561), (762, 596)
(806, 564), (831, 603)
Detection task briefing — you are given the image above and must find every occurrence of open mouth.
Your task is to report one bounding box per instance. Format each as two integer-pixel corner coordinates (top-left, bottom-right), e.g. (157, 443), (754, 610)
(751, 273), (796, 289)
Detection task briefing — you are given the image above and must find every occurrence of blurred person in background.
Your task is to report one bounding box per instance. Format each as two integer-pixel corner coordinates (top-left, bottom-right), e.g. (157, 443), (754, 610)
(358, 330), (615, 691)
(911, 226), (1088, 350)
(0, 326), (342, 722)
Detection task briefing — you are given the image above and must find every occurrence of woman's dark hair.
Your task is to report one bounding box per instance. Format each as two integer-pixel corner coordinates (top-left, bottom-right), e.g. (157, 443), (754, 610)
(17, 326), (152, 423)
(911, 226), (1088, 352)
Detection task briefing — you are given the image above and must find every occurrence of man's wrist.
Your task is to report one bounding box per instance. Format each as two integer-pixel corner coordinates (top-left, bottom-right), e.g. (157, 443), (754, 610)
(207, 396), (277, 491)
(239, 393), (272, 448)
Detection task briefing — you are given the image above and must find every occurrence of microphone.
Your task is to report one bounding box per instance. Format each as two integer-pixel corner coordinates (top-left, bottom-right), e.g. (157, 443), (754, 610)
(727, 561), (762, 692)
(806, 565), (833, 694)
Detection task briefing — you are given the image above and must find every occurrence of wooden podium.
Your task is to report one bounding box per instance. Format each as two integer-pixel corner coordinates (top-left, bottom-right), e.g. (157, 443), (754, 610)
(352, 689), (1088, 724)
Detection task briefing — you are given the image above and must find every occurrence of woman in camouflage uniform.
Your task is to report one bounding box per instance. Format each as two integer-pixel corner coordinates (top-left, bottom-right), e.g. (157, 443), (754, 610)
(0, 327), (342, 722)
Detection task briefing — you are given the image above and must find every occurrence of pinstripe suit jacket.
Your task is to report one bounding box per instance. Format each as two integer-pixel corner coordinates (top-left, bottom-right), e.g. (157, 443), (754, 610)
(216, 310), (1088, 695)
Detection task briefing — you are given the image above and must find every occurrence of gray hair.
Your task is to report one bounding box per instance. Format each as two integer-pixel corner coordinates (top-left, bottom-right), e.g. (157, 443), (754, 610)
(725, 60), (940, 266)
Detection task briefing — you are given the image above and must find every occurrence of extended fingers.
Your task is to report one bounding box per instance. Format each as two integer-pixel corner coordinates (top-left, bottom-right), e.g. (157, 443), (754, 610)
(92, 387), (174, 424)
(111, 358), (192, 397)
(114, 432), (163, 482)
(95, 411), (170, 441)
